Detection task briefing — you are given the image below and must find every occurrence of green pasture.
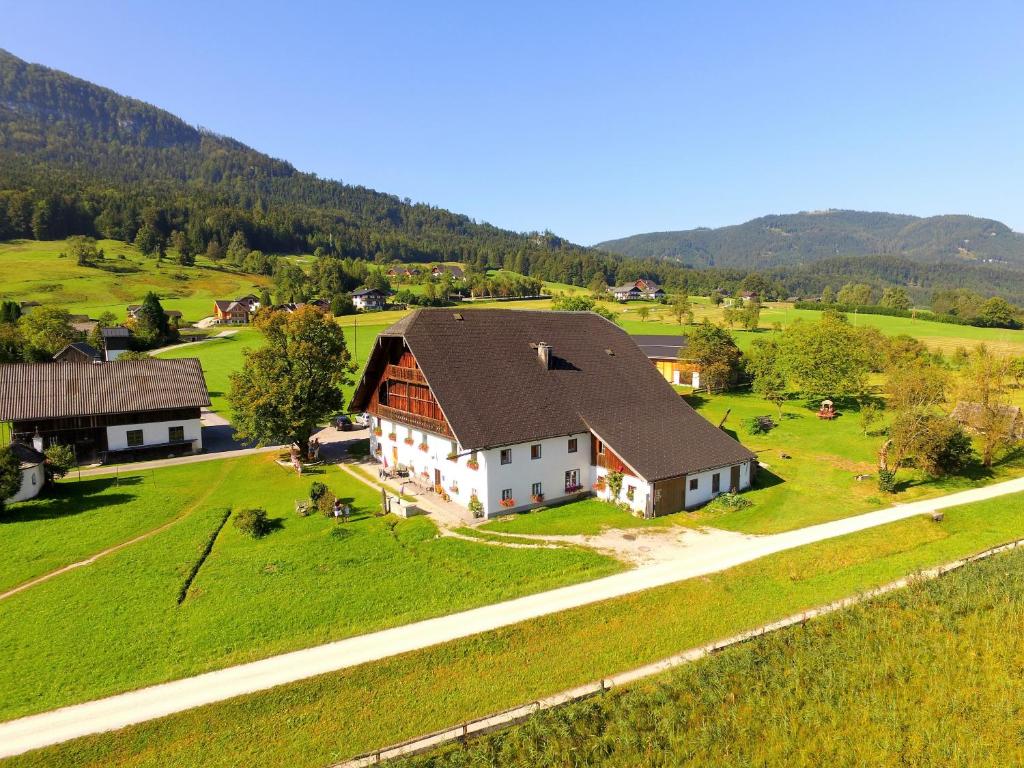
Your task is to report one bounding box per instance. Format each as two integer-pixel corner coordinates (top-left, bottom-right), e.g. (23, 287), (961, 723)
(17, 489), (1024, 768)
(0, 454), (620, 721)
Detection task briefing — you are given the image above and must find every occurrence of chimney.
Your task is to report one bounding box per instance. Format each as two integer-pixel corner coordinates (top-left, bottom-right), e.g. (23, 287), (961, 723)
(537, 342), (552, 369)
(32, 428), (44, 454)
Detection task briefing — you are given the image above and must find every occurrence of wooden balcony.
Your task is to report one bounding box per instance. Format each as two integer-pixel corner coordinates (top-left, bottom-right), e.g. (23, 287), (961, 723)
(372, 403), (453, 438)
(385, 364), (426, 385)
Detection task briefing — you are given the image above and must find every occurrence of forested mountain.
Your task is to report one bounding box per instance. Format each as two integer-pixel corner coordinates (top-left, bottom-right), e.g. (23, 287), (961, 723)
(3, 48), (1024, 305)
(597, 210), (1024, 269)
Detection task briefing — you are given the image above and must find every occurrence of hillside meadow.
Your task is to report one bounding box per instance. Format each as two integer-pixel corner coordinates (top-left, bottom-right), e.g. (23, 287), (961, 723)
(13, 489), (1024, 768)
(0, 239), (269, 323)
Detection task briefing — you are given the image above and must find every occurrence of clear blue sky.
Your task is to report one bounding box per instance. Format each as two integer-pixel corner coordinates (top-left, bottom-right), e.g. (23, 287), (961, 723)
(4, 1), (1023, 244)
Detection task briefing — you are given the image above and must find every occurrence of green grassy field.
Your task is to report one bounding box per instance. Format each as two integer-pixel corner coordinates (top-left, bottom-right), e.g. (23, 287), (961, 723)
(0, 454), (620, 721)
(481, 497), (679, 536)
(0, 239), (270, 323)
(403, 539), (1024, 767)
(14, 490), (1024, 768)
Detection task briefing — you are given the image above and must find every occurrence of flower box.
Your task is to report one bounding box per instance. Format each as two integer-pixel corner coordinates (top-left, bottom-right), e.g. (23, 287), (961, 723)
(593, 480), (606, 491)
(373, 428), (383, 437)
(446, 453), (458, 462)
(499, 497), (516, 508)
(418, 443), (429, 452)
(530, 493), (544, 504)
(448, 484), (459, 494)
(466, 459), (479, 470)
(403, 438), (415, 446)
(388, 432), (397, 441)
(565, 484), (583, 494)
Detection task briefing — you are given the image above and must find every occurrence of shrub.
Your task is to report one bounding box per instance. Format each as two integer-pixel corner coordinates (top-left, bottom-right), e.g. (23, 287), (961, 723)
(44, 443), (76, 480)
(318, 490), (337, 517)
(309, 481), (327, 502)
(233, 508), (271, 538)
(877, 469), (897, 493)
(606, 471), (624, 500)
(468, 495), (484, 518)
(746, 416), (774, 435)
(709, 491), (752, 511)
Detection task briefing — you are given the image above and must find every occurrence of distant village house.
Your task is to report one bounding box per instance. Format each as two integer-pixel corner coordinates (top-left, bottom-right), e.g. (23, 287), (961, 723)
(632, 335), (701, 388)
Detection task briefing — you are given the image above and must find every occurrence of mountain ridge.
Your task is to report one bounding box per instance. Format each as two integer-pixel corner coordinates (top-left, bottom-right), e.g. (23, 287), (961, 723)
(597, 209), (1024, 269)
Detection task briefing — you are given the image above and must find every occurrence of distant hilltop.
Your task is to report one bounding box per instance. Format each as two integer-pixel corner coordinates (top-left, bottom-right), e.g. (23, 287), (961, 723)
(596, 210), (1024, 270)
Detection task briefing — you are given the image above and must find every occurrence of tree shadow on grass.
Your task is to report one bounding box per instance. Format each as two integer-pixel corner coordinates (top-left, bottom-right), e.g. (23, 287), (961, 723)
(3, 492), (138, 523)
(752, 467), (784, 490)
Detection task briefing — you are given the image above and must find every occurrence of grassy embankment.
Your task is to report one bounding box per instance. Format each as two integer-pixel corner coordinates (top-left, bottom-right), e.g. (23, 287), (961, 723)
(11, 489), (1024, 768)
(0, 454), (620, 721)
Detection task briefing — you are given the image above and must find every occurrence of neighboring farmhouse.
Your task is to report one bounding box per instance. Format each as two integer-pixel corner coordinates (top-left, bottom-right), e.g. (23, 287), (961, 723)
(99, 326), (133, 361)
(431, 265), (465, 280)
(352, 309), (755, 519)
(0, 358), (210, 464)
(213, 299), (252, 325)
(53, 341), (102, 365)
(351, 287), (389, 311)
(609, 278), (666, 301)
(632, 335), (701, 388)
(126, 304), (183, 325)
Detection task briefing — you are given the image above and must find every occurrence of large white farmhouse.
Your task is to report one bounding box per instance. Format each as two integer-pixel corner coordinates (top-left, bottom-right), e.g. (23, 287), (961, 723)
(350, 309), (756, 519)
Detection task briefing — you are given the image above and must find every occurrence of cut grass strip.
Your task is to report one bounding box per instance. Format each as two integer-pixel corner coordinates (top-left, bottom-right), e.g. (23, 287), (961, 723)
(11, 491), (1024, 768)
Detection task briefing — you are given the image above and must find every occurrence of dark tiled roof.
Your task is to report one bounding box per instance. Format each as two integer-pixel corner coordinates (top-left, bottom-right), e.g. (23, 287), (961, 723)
(100, 326), (131, 338)
(352, 309), (754, 481)
(631, 335), (690, 360)
(0, 359), (210, 421)
(352, 288), (388, 297)
(10, 441), (45, 467)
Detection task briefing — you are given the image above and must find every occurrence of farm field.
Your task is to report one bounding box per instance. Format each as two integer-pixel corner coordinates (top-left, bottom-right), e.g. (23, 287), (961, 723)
(404, 538), (1024, 768)
(0, 453), (620, 721)
(0, 239), (269, 323)
(15, 489), (1024, 768)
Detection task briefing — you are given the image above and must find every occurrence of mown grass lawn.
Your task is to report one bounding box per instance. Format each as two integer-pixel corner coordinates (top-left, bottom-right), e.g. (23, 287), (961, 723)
(15, 490), (1024, 768)
(404, 534), (1024, 767)
(0, 454), (620, 721)
(0, 461), (231, 593)
(0, 239), (270, 323)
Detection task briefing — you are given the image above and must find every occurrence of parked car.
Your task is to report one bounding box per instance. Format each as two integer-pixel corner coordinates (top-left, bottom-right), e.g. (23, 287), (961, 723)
(336, 413), (369, 431)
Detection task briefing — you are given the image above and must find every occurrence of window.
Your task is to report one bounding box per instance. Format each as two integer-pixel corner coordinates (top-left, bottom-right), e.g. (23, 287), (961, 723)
(169, 425), (184, 442)
(126, 429), (144, 447)
(501, 488), (513, 501)
(626, 485), (635, 501)
(596, 440), (605, 455)
(568, 438), (578, 453)
(500, 448), (512, 465)
(532, 482), (543, 497)
(712, 473), (721, 493)
(565, 469), (580, 492)
(531, 444), (542, 460)
(689, 477), (698, 491)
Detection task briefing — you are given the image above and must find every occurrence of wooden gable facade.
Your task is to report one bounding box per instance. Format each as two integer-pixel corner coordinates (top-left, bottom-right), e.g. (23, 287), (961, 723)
(365, 342), (454, 439)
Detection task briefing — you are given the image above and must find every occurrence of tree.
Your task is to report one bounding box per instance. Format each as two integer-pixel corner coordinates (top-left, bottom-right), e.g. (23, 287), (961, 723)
(976, 297), (1020, 329)
(0, 323), (23, 362)
(331, 294), (355, 316)
(859, 402), (882, 435)
(670, 295), (691, 325)
(19, 306), (79, 359)
(836, 282), (873, 306)
(820, 285), (836, 304)
(67, 235), (102, 266)
(259, 288), (272, 309)
(880, 286), (911, 311)
(226, 231), (249, 265)
(228, 306), (353, 458)
(1009, 358), (1024, 389)
(739, 301), (761, 331)
(0, 300), (21, 324)
(135, 292), (171, 345)
(587, 274), (608, 298)
(44, 443), (76, 481)
(721, 306), (738, 328)
(551, 295), (616, 322)
(775, 311), (870, 402)
(747, 338), (786, 416)
(133, 223), (161, 257)
(637, 306), (650, 322)
(957, 345), (1017, 466)
(0, 447), (21, 512)
(205, 239), (225, 262)
(687, 321), (743, 394)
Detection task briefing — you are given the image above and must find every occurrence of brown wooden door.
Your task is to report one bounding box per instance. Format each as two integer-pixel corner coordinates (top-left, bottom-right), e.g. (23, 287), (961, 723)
(730, 464), (741, 492)
(434, 468), (441, 490)
(392, 446), (398, 465)
(654, 477), (687, 516)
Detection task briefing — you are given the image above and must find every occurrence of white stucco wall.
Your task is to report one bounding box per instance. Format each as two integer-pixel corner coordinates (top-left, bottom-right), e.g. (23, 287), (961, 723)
(7, 463), (44, 504)
(684, 460), (753, 508)
(105, 418), (203, 452)
(593, 465), (651, 515)
(369, 415), (593, 518)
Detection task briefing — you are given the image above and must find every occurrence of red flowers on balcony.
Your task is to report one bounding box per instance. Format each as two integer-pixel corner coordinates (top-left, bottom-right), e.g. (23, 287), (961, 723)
(403, 437), (415, 446)
(467, 459), (479, 470)
(565, 483), (583, 494)
(499, 497), (516, 508)
(373, 428), (383, 437)
(418, 442), (429, 452)
(530, 493), (544, 504)
(388, 432), (397, 441)
(593, 478), (607, 492)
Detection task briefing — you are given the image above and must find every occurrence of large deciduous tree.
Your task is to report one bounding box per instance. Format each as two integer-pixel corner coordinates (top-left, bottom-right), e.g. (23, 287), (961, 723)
(18, 306), (79, 359)
(229, 306), (353, 458)
(687, 321), (743, 394)
(775, 311), (870, 402)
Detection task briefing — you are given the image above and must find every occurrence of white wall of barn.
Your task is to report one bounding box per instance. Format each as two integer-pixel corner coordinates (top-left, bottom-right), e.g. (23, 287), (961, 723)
(593, 465), (652, 515)
(105, 418), (203, 452)
(7, 463), (44, 504)
(482, 432), (592, 517)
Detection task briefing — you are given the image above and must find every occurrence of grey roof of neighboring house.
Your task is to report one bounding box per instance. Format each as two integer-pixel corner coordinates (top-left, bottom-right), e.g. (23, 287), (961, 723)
(631, 335), (690, 360)
(9, 441), (45, 468)
(352, 288), (388, 297)
(351, 309), (754, 482)
(0, 358), (210, 421)
(53, 342), (102, 363)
